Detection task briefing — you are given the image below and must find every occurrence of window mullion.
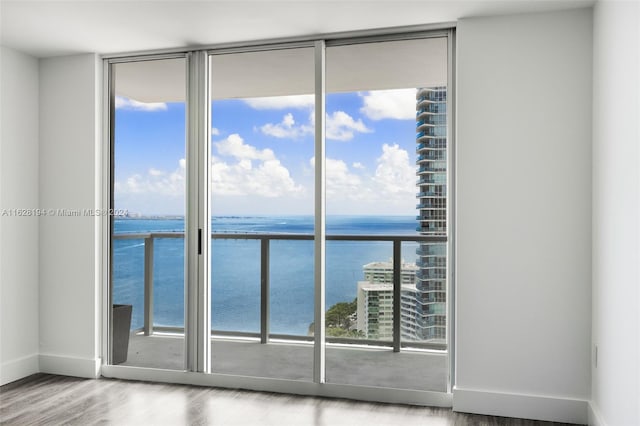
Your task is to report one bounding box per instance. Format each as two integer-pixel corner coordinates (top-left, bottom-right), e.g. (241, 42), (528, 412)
(185, 50), (211, 373)
(313, 39), (326, 384)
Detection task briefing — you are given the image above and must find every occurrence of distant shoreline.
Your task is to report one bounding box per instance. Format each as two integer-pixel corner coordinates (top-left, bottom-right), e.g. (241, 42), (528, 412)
(116, 214), (414, 220)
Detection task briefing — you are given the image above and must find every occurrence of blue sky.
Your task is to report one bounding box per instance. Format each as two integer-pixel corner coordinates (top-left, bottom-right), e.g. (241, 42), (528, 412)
(114, 89), (418, 216)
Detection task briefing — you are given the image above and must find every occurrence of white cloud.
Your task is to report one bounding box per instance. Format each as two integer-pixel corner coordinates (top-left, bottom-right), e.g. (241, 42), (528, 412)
(325, 111), (371, 141)
(216, 133), (276, 161)
(260, 113), (313, 139)
(260, 109), (371, 142)
(373, 143), (415, 196)
(148, 168), (164, 177)
(310, 143), (414, 205)
(115, 96), (167, 112)
(244, 95), (314, 110)
(115, 159), (185, 197)
(211, 127), (220, 136)
(359, 89), (416, 120)
(115, 137), (417, 215)
(310, 156), (365, 198)
(212, 134), (304, 197)
(115, 134), (304, 202)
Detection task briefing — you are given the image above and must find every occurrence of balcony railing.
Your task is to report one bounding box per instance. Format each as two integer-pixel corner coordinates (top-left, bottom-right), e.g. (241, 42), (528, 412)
(417, 165), (446, 174)
(416, 191), (446, 199)
(417, 153), (446, 162)
(416, 141), (447, 151)
(417, 174), (446, 184)
(415, 200), (446, 209)
(112, 232), (447, 351)
(417, 107), (446, 117)
(417, 127), (446, 138)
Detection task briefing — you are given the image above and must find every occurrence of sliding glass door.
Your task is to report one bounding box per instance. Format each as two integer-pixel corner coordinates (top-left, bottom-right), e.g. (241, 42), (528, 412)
(323, 37), (449, 391)
(208, 46), (316, 381)
(107, 29), (452, 401)
(110, 56), (187, 370)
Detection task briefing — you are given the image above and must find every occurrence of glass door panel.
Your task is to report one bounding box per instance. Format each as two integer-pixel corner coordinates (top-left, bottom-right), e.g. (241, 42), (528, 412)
(324, 37), (449, 390)
(111, 57), (187, 370)
(209, 47), (315, 381)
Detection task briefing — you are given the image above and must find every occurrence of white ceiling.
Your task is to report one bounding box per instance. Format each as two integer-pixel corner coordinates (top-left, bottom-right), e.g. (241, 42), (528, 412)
(1, 0), (594, 59)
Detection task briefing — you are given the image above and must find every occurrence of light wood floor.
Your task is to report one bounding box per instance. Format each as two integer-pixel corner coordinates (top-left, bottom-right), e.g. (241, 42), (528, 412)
(1, 374), (575, 426)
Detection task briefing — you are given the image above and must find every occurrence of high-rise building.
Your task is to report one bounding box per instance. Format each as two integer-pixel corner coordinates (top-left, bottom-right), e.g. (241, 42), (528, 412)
(362, 260), (417, 285)
(414, 87), (447, 343)
(356, 260), (417, 340)
(355, 87), (448, 344)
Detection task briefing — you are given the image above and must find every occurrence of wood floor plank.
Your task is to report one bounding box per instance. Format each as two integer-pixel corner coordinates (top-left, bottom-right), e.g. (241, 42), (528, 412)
(1, 374), (578, 426)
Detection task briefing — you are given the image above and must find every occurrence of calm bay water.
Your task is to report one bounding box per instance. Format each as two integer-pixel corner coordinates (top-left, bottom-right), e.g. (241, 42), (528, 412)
(113, 216), (419, 335)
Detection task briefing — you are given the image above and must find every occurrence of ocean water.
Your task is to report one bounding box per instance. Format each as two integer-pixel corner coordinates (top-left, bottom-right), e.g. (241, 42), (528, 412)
(113, 216), (419, 335)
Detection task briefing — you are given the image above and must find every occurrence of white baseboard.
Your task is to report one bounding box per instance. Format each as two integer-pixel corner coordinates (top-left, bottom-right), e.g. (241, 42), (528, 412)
(39, 354), (101, 379)
(0, 354), (39, 386)
(588, 401), (607, 426)
(453, 387), (588, 424)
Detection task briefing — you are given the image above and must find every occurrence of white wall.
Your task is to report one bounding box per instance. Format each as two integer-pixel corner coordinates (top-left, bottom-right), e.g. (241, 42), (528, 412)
(591, 2), (640, 426)
(7, 7), (636, 424)
(0, 47), (41, 385)
(38, 54), (101, 378)
(454, 9), (592, 424)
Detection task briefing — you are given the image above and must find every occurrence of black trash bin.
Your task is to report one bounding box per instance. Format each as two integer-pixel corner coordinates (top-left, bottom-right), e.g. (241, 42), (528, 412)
(112, 304), (132, 364)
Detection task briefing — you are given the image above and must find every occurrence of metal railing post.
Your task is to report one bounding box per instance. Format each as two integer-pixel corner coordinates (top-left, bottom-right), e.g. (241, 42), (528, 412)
(260, 238), (270, 344)
(144, 236), (154, 336)
(392, 239), (401, 353)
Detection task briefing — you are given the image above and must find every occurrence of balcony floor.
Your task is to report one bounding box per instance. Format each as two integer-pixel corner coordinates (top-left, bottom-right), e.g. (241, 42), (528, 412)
(120, 333), (447, 392)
